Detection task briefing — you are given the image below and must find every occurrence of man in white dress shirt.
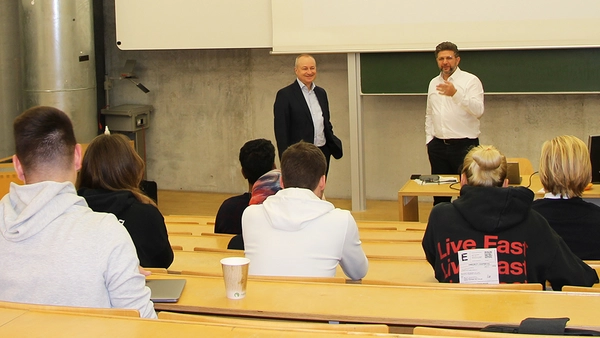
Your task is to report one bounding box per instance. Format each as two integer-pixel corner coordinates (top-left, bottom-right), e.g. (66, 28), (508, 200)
(425, 41), (484, 205)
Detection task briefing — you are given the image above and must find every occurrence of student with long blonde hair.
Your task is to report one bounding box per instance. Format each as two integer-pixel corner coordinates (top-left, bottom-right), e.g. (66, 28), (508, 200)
(532, 135), (600, 259)
(77, 133), (173, 268)
(422, 145), (597, 290)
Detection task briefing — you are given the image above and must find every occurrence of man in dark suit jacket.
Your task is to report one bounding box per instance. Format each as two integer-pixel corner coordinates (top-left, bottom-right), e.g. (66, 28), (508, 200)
(273, 54), (343, 176)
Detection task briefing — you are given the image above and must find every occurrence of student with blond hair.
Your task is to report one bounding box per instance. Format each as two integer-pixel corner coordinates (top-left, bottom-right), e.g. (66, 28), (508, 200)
(77, 133), (173, 268)
(422, 145), (597, 290)
(532, 135), (600, 260)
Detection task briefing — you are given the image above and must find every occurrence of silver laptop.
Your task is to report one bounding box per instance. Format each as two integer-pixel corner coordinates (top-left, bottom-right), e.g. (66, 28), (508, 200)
(145, 279), (186, 303)
(506, 162), (522, 185)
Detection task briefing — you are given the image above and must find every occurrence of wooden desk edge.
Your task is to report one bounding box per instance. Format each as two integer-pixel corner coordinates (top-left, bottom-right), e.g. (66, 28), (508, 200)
(153, 302), (534, 330)
(149, 274), (600, 330)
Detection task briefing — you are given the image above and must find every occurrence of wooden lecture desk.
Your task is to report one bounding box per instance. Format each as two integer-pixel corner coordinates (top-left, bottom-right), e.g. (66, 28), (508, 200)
(169, 234), (234, 251)
(0, 308), (408, 337)
(359, 230), (424, 242)
(169, 250), (236, 274)
(362, 242), (425, 259)
(166, 222), (427, 236)
(169, 250), (436, 284)
(168, 234), (426, 259)
(0, 171), (21, 198)
(188, 242), (423, 260)
(166, 223), (215, 235)
(356, 221), (428, 231)
(164, 215), (216, 225)
(0, 308), (27, 327)
(149, 274), (600, 330)
(397, 174), (600, 221)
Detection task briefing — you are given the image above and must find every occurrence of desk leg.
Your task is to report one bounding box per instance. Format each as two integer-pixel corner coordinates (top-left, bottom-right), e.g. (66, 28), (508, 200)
(398, 195), (419, 221)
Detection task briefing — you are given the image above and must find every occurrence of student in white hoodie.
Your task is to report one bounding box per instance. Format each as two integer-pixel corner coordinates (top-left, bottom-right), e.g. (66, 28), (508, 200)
(0, 106), (156, 319)
(242, 141), (368, 280)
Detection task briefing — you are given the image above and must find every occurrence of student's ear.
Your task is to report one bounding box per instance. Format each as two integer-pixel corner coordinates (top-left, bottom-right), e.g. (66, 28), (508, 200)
(74, 144), (82, 171)
(460, 173), (468, 187)
(502, 178), (509, 187)
(279, 176), (285, 189)
(13, 155), (26, 183)
(318, 175), (326, 191)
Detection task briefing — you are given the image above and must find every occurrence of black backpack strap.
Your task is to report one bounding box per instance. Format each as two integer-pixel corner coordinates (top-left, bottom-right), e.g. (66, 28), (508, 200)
(518, 317), (569, 335)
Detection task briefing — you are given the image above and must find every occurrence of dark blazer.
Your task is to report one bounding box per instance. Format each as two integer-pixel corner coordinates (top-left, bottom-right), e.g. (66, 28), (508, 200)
(273, 81), (342, 160)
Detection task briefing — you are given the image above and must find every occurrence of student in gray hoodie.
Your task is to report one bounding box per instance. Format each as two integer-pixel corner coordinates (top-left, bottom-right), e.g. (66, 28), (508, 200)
(0, 106), (156, 318)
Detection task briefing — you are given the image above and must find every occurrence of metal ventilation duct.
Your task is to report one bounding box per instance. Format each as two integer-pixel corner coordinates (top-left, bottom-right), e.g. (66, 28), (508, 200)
(0, 1), (22, 157)
(20, 0), (97, 143)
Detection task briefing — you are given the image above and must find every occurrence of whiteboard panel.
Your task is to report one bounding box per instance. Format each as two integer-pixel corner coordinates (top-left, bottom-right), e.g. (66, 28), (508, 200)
(272, 0), (600, 53)
(115, 0), (272, 50)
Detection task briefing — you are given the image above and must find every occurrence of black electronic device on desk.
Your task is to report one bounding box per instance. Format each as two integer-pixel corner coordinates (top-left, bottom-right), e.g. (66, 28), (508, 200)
(419, 175), (440, 183)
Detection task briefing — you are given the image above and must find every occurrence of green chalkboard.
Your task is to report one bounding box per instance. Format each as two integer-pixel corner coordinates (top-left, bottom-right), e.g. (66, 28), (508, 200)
(360, 48), (600, 94)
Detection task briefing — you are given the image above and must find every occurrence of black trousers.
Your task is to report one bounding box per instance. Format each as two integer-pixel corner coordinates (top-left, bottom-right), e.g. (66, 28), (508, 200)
(319, 144), (332, 178)
(427, 137), (479, 205)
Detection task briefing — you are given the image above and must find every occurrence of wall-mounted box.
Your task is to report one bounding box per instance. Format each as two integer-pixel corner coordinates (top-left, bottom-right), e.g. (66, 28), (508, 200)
(101, 104), (151, 132)
(101, 104), (153, 179)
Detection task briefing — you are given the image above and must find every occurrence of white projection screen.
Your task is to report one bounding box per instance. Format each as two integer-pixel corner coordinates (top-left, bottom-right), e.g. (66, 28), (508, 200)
(271, 0), (600, 53)
(114, 0), (600, 52)
(114, 0), (272, 50)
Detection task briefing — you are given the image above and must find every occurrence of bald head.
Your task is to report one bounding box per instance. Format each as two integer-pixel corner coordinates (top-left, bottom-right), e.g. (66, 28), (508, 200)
(294, 54), (317, 88)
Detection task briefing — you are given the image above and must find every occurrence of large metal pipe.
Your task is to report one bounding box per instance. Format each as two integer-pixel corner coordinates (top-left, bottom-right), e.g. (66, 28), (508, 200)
(0, 1), (22, 157)
(20, 0), (97, 143)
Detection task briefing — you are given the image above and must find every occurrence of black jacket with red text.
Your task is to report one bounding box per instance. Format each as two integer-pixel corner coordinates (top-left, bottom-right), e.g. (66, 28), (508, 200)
(422, 185), (598, 290)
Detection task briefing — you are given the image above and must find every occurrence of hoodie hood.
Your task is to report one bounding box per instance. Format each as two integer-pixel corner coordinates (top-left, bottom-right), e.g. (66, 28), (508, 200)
(261, 188), (334, 231)
(77, 188), (136, 216)
(453, 185), (534, 233)
(0, 181), (87, 242)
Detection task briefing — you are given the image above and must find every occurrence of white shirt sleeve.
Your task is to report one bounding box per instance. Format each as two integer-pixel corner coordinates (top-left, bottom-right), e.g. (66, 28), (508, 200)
(452, 76), (484, 119)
